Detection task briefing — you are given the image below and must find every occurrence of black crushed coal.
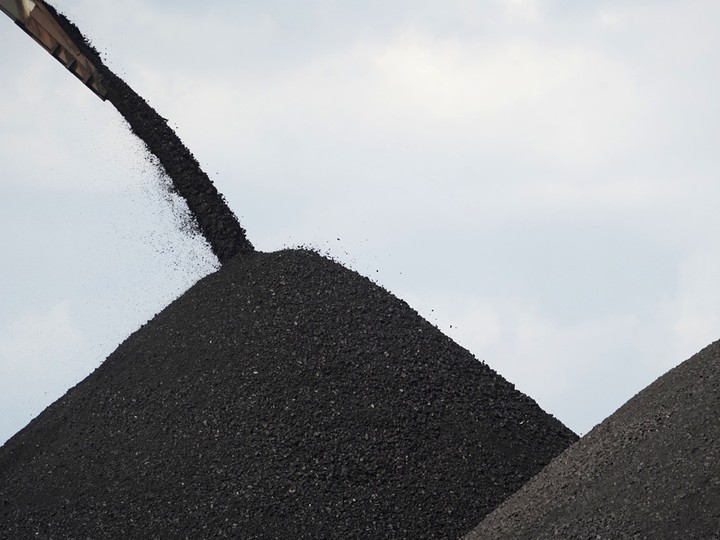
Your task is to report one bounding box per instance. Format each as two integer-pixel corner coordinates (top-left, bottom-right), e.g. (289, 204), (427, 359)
(465, 340), (720, 540)
(43, 2), (253, 264)
(0, 249), (577, 539)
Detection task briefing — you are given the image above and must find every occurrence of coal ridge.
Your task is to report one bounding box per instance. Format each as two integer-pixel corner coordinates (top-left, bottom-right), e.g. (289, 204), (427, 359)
(0, 249), (577, 539)
(465, 339), (720, 539)
(43, 1), (254, 263)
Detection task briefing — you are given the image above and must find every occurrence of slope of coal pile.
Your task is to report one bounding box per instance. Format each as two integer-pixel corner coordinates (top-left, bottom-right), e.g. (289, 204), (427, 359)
(44, 1), (253, 263)
(0, 250), (576, 539)
(465, 340), (720, 540)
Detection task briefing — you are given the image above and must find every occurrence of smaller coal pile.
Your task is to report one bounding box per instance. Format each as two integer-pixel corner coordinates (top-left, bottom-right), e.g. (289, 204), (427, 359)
(0, 250), (576, 539)
(465, 339), (720, 539)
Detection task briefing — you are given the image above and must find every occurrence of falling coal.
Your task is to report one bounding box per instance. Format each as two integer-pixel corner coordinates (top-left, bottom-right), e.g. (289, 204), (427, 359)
(43, 2), (253, 264)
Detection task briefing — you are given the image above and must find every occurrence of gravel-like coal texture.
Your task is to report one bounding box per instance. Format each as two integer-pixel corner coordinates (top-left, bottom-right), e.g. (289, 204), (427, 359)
(465, 340), (720, 540)
(44, 2), (253, 263)
(0, 250), (576, 539)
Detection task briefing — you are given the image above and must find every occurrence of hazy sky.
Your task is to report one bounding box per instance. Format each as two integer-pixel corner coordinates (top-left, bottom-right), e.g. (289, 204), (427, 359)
(2, 0), (720, 444)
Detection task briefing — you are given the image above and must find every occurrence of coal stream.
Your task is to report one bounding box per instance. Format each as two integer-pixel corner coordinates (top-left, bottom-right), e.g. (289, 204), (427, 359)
(44, 2), (254, 263)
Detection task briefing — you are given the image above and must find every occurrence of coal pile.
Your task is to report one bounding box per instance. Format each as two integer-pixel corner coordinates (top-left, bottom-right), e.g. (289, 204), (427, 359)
(465, 340), (720, 539)
(44, 2), (253, 264)
(0, 250), (577, 539)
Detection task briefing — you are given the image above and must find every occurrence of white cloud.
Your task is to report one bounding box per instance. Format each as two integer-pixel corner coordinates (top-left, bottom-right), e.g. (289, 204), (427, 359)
(366, 34), (648, 169)
(0, 303), (90, 444)
(1, 303), (83, 372)
(115, 23), (649, 171)
(519, 176), (681, 216)
(501, 0), (540, 23)
(669, 251), (720, 360)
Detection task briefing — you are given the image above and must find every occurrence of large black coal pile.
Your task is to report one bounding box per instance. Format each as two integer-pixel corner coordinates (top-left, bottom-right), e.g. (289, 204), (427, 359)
(0, 250), (577, 539)
(44, 2), (253, 263)
(465, 340), (720, 539)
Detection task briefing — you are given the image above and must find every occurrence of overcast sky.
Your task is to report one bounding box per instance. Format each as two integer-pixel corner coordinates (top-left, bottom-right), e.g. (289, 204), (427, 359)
(2, 0), (720, 444)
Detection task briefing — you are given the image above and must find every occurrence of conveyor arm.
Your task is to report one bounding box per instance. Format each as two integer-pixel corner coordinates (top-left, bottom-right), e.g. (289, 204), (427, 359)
(0, 0), (106, 99)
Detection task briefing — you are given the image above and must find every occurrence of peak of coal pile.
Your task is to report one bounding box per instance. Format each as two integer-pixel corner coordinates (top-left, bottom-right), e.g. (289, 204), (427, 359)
(0, 250), (576, 539)
(465, 340), (720, 540)
(44, 2), (253, 263)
